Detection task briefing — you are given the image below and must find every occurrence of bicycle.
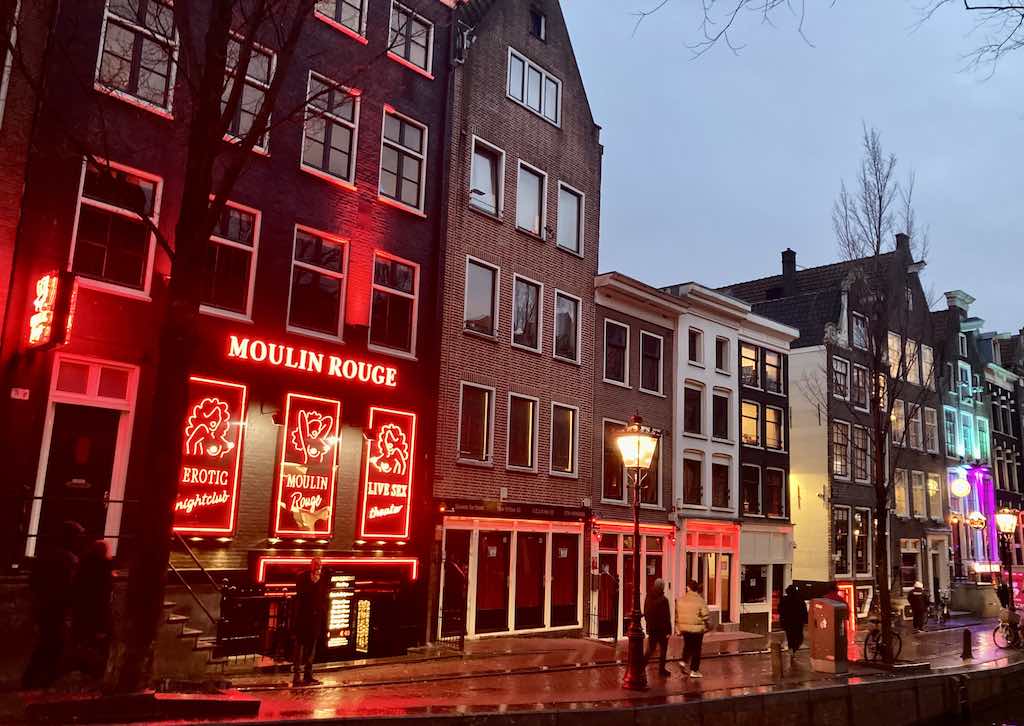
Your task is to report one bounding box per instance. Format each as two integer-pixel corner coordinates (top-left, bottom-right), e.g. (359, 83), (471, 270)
(993, 608), (1021, 650)
(863, 612), (903, 661)
(928, 590), (951, 627)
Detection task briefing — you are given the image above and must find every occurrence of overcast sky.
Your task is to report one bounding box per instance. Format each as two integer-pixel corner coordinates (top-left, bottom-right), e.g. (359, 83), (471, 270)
(561, 0), (1023, 332)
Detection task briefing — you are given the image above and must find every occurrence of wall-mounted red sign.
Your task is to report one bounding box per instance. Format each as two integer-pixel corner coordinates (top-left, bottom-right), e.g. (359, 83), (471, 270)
(359, 407), (417, 540)
(173, 376), (248, 535)
(227, 335), (398, 388)
(27, 271), (76, 348)
(274, 392), (341, 537)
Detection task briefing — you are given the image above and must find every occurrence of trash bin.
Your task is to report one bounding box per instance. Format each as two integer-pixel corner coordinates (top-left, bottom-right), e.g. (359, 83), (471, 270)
(809, 597), (848, 674)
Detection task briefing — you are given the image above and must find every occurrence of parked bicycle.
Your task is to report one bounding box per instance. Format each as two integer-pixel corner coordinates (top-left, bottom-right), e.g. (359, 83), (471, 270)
(863, 611), (903, 661)
(928, 589), (951, 626)
(993, 608), (1021, 649)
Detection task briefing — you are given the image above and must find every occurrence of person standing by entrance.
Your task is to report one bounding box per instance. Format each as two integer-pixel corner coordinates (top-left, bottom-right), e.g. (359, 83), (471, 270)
(71, 539), (114, 680)
(908, 581), (928, 632)
(643, 578), (671, 677)
(675, 579), (710, 678)
(291, 557), (328, 686)
(778, 584), (808, 661)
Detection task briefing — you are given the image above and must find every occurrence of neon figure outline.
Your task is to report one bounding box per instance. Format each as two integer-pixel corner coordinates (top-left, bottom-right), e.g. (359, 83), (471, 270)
(184, 397), (234, 458)
(290, 409), (336, 464)
(368, 423), (409, 476)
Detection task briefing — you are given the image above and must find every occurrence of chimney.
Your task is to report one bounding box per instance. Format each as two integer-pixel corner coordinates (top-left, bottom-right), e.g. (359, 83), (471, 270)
(782, 248), (797, 297)
(895, 233), (911, 254)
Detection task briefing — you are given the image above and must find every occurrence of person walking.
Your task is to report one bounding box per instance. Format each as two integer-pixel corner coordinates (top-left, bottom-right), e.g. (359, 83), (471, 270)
(643, 578), (672, 677)
(908, 581), (928, 632)
(778, 584), (808, 660)
(23, 520), (83, 689)
(674, 579), (710, 678)
(71, 539), (114, 680)
(291, 557), (328, 686)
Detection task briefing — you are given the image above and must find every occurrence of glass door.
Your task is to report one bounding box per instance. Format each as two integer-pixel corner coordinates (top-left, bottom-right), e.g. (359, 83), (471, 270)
(475, 531), (510, 633)
(514, 532), (546, 630)
(597, 553), (618, 638)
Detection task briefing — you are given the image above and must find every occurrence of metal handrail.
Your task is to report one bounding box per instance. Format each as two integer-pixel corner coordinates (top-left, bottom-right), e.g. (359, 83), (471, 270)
(168, 561), (218, 627)
(172, 531), (222, 594)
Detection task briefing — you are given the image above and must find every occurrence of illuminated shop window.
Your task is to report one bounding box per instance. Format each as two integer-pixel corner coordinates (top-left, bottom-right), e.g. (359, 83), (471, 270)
(202, 202), (258, 317)
(223, 36), (275, 150)
(96, 0), (177, 112)
(379, 110), (427, 211)
(369, 253), (418, 354)
(302, 71), (359, 184)
(389, 2), (433, 72)
(287, 227), (347, 339)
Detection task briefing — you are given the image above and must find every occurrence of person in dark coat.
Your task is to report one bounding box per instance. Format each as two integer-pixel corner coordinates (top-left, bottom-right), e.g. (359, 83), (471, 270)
(908, 581), (928, 632)
(291, 557), (328, 686)
(643, 579), (672, 677)
(997, 581), (1012, 609)
(71, 539), (114, 680)
(23, 520), (83, 689)
(778, 584), (808, 657)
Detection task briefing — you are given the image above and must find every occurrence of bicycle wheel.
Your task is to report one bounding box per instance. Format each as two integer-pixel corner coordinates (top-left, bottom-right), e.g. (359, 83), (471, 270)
(863, 631), (881, 661)
(994, 624), (1013, 649)
(891, 632), (903, 660)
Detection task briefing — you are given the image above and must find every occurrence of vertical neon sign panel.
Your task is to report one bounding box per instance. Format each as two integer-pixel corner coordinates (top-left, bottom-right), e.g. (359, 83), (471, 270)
(275, 393), (341, 536)
(359, 407), (416, 540)
(173, 376), (248, 535)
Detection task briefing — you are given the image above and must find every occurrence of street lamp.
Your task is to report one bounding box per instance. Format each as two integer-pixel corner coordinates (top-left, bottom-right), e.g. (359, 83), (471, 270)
(996, 508), (1019, 612)
(615, 414), (661, 691)
(950, 474), (971, 499)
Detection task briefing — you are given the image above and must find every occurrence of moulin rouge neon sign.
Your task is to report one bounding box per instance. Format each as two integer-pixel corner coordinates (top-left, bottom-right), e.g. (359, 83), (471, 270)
(274, 392), (341, 537)
(227, 335), (398, 388)
(173, 377), (248, 535)
(359, 407), (417, 540)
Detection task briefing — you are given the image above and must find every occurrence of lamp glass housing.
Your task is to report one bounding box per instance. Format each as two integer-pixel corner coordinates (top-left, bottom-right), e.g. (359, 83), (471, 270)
(996, 509), (1018, 535)
(950, 476), (971, 498)
(616, 419), (659, 471)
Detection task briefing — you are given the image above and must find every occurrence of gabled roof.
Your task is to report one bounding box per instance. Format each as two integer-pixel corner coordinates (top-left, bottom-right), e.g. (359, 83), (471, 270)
(749, 289), (843, 348)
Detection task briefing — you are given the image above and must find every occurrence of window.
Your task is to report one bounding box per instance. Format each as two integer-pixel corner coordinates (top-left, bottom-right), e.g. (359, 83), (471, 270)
(924, 408), (939, 453)
(765, 469), (784, 517)
(766, 407), (784, 450)
(380, 110), (427, 210)
(927, 473), (942, 521)
(201, 202), (258, 317)
(977, 417), (990, 461)
(742, 465), (761, 515)
(511, 276), (541, 351)
(908, 405), (923, 450)
(71, 160), (159, 292)
(223, 36), (274, 149)
(287, 227), (347, 338)
(602, 421), (625, 502)
(741, 343), (760, 387)
(711, 458), (730, 509)
(507, 394), (537, 470)
(944, 408), (958, 457)
(688, 328), (703, 365)
(905, 340), (920, 385)
(603, 320), (628, 384)
(315, 0), (366, 36)
(464, 258), (497, 336)
(470, 139), (503, 215)
(765, 351), (782, 393)
(894, 470), (909, 517)
(945, 362), (956, 394)
(683, 384), (703, 436)
(833, 357), (850, 399)
(712, 391), (730, 440)
(507, 48), (561, 125)
(529, 7), (546, 39)
(741, 401), (761, 446)
(961, 411), (975, 459)
(715, 337), (730, 372)
(851, 312), (868, 350)
(556, 183), (583, 254)
(832, 420), (850, 478)
(683, 455), (703, 506)
(302, 72), (359, 184)
(97, 0), (176, 112)
(389, 3), (433, 73)
(642, 448), (661, 506)
(550, 403), (577, 475)
(833, 507), (851, 576)
(853, 509), (871, 574)
(459, 383), (493, 462)
(553, 291), (580, 363)
(640, 332), (663, 394)
(959, 332), (968, 357)
(516, 162), (546, 235)
(911, 471), (926, 519)
(892, 400), (906, 444)
(369, 253), (418, 354)
(922, 345), (935, 389)
(888, 331), (902, 378)
(853, 426), (869, 481)
(852, 365), (869, 410)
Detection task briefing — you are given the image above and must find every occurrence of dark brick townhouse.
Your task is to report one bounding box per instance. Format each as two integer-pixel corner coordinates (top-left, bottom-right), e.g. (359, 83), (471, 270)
(432, 0), (601, 641)
(0, 0), (456, 660)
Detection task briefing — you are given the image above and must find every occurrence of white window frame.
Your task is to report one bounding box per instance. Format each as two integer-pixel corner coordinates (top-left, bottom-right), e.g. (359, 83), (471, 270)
(894, 469), (909, 517)
(300, 71), (361, 189)
(682, 450), (706, 508)
(314, 0), (369, 43)
(741, 463), (762, 516)
(469, 135), (505, 217)
(908, 404), (923, 450)
(515, 159), (548, 238)
(715, 336), (731, 374)
(222, 33), (276, 152)
(555, 181), (584, 256)
(711, 388), (732, 443)
(741, 342), (761, 389)
(852, 363), (870, 412)
(378, 106), (428, 214)
(602, 319), (630, 387)
(765, 405), (785, 451)
(387, 0), (435, 78)
(683, 381), (705, 438)
(832, 419), (851, 480)
(601, 417), (628, 505)
(905, 339), (920, 386)
(549, 401), (579, 478)
(853, 507), (873, 576)
(199, 198), (261, 323)
(832, 356), (850, 400)
(640, 445), (665, 510)
(708, 454), (732, 511)
(958, 332), (968, 357)
(506, 46), (562, 126)
(367, 250), (420, 358)
(911, 471), (927, 520)
(741, 400), (762, 448)
(852, 424), (870, 483)
(552, 289), (582, 365)
(638, 330), (664, 395)
(924, 407), (939, 454)
(851, 312), (869, 350)
(506, 392), (539, 472)
(892, 399), (906, 446)
(944, 406), (959, 458)
(922, 344), (935, 390)
(285, 224), (349, 342)
(688, 327), (704, 366)
(67, 157), (162, 300)
(977, 416), (990, 462)
(927, 472), (943, 522)
(457, 382), (495, 466)
(510, 273), (543, 354)
(765, 466), (787, 518)
(833, 505), (853, 578)
(961, 410), (976, 459)
(463, 255), (499, 338)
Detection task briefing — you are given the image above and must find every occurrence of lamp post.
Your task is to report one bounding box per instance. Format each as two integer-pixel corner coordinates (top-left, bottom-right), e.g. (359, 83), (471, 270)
(995, 508), (1019, 612)
(615, 414), (661, 691)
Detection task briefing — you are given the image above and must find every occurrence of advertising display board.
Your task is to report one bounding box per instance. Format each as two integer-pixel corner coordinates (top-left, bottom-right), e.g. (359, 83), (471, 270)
(359, 407), (417, 540)
(274, 393), (341, 536)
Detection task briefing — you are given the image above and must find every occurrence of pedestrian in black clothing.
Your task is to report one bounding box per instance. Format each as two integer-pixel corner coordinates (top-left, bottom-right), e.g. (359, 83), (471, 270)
(908, 581), (928, 632)
(778, 584), (808, 658)
(291, 557), (328, 686)
(23, 520), (83, 689)
(72, 539), (113, 680)
(997, 581), (1012, 609)
(643, 578), (672, 677)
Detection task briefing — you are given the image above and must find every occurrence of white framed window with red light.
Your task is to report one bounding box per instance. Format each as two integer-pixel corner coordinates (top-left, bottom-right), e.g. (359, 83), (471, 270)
(368, 251), (419, 358)
(200, 200), (260, 321)
(388, 1), (434, 77)
(286, 225), (348, 342)
(314, 0), (368, 42)
(301, 71), (360, 188)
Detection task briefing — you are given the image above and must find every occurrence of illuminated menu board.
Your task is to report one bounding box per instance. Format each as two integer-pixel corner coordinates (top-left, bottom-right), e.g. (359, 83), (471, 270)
(274, 393), (341, 537)
(173, 377), (248, 535)
(359, 407), (417, 540)
(326, 574), (355, 648)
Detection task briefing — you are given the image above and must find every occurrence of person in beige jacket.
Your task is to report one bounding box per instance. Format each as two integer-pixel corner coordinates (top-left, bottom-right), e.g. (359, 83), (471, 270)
(674, 579), (710, 677)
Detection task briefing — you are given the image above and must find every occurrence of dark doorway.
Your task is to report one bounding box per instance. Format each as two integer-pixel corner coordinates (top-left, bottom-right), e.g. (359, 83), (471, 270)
(597, 553), (619, 638)
(441, 530), (470, 640)
(514, 533), (546, 630)
(475, 531), (510, 633)
(38, 404), (120, 549)
(771, 563), (786, 629)
(550, 533), (578, 627)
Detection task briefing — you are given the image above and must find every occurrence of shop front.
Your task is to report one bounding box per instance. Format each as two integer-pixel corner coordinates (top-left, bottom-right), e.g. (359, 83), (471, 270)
(738, 522), (792, 634)
(674, 519), (740, 628)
